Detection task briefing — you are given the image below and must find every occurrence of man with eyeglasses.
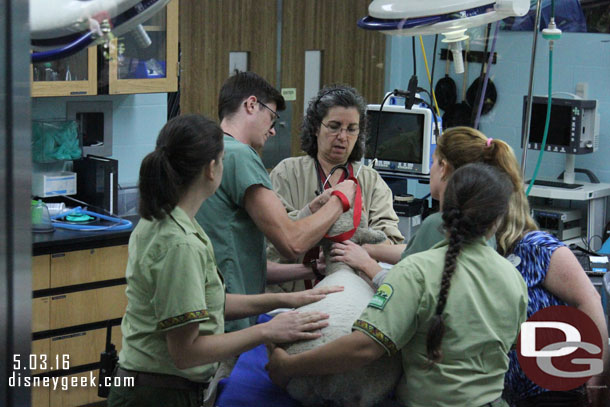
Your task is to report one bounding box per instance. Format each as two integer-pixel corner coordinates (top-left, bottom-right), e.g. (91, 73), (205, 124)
(195, 71), (357, 333)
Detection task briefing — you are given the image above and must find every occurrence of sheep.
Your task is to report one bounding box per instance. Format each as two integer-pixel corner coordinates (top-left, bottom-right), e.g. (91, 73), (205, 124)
(281, 206), (403, 407)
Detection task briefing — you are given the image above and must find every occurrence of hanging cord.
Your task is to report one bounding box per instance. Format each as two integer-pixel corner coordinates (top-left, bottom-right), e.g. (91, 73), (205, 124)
(418, 36), (441, 117)
(412, 37), (417, 77)
(473, 22), (500, 129)
(430, 35), (439, 115)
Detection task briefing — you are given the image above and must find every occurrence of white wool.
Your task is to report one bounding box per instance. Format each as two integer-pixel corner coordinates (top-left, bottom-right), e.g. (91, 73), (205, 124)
(283, 267), (402, 407)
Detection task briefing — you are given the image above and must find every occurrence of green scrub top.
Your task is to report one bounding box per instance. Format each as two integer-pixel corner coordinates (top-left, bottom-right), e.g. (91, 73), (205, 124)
(196, 134), (273, 332)
(119, 206), (225, 383)
(355, 239), (527, 407)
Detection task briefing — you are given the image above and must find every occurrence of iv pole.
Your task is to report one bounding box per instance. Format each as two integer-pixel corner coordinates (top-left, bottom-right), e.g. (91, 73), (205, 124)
(520, 0), (544, 177)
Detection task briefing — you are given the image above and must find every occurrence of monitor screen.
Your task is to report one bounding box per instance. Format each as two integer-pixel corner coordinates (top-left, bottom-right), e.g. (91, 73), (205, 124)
(528, 103), (572, 147)
(366, 110), (425, 164)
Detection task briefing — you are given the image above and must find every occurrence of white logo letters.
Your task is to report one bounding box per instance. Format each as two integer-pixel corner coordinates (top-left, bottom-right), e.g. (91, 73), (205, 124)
(520, 321), (603, 377)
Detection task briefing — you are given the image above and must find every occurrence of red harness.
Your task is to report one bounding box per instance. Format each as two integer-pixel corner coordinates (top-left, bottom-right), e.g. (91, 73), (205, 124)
(323, 176), (362, 242)
(303, 163), (362, 288)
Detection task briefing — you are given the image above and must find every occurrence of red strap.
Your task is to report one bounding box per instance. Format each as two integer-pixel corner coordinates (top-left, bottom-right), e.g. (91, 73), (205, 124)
(302, 247), (322, 286)
(324, 176), (362, 242)
(331, 190), (350, 212)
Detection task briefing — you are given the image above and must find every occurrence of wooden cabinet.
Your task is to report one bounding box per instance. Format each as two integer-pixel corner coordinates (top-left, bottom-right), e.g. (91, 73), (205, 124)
(32, 255), (50, 290)
(31, 244), (128, 407)
(30, 0), (178, 97)
(50, 285), (127, 330)
(49, 371), (103, 407)
(32, 246), (128, 334)
(50, 245), (128, 287)
(32, 297), (50, 333)
(32, 255), (51, 333)
(31, 48), (98, 97)
(48, 326), (123, 368)
(108, 0), (179, 94)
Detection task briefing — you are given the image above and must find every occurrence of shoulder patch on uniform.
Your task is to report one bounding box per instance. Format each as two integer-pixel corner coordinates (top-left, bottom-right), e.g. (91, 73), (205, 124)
(369, 283), (394, 310)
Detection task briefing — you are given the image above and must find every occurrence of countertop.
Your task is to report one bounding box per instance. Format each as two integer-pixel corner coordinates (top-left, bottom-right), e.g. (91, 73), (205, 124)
(32, 215), (139, 256)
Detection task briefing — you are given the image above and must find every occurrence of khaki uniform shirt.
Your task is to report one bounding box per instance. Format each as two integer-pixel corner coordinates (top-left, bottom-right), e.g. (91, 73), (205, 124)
(354, 239), (528, 407)
(119, 207), (225, 383)
(267, 155), (403, 290)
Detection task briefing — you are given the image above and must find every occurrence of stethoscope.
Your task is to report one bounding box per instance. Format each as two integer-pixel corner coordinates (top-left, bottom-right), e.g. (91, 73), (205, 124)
(314, 159), (365, 196)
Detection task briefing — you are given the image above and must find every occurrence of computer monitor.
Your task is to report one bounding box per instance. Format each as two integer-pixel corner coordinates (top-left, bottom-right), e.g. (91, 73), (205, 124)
(523, 96), (598, 154)
(365, 104), (435, 176)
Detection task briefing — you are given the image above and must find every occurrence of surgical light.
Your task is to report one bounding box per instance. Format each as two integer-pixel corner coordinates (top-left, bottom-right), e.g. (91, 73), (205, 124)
(30, 0), (171, 62)
(358, 0), (530, 73)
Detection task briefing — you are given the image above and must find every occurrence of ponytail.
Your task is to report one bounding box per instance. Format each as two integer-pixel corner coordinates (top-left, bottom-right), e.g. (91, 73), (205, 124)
(436, 127), (538, 255)
(482, 139), (538, 255)
(138, 115), (223, 220)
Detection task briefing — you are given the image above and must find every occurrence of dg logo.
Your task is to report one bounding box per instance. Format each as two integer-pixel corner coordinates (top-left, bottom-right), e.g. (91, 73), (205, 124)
(517, 305), (604, 391)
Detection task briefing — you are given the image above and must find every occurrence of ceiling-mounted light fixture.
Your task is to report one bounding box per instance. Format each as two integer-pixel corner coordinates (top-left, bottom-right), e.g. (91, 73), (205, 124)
(358, 0), (529, 73)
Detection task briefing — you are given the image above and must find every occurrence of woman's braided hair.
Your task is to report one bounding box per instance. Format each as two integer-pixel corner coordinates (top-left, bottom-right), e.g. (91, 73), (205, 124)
(426, 163), (513, 363)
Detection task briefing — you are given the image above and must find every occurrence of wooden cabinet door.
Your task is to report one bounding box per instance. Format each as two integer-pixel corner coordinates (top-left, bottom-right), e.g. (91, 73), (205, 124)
(31, 386), (49, 407)
(30, 47), (97, 97)
(32, 297), (50, 333)
(48, 370), (102, 407)
(33, 255), (51, 333)
(50, 326), (122, 369)
(50, 285), (127, 330)
(50, 245), (128, 288)
(31, 339), (51, 375)
(108, 0), (179, 94)
(31, 339), (50, 407)
(32, 255), (50, 290)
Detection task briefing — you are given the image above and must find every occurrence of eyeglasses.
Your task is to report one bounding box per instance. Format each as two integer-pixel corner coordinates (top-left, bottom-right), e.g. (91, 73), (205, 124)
(321, 121), (360, 137)
(258, 101), (280, 130)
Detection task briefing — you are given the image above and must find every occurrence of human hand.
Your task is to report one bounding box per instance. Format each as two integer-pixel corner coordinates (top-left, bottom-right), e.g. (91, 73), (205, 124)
(330, 240), (382, 279)
(333, 180), (356, 207)
(262, 311), (330, 343)
(308, 189), (333, 213)
(285, 285), (343, 308)
(266, 346), (292, 388)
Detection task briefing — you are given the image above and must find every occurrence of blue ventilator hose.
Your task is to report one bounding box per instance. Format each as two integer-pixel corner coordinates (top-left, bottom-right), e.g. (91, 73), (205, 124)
(51, 207), (133, 231)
